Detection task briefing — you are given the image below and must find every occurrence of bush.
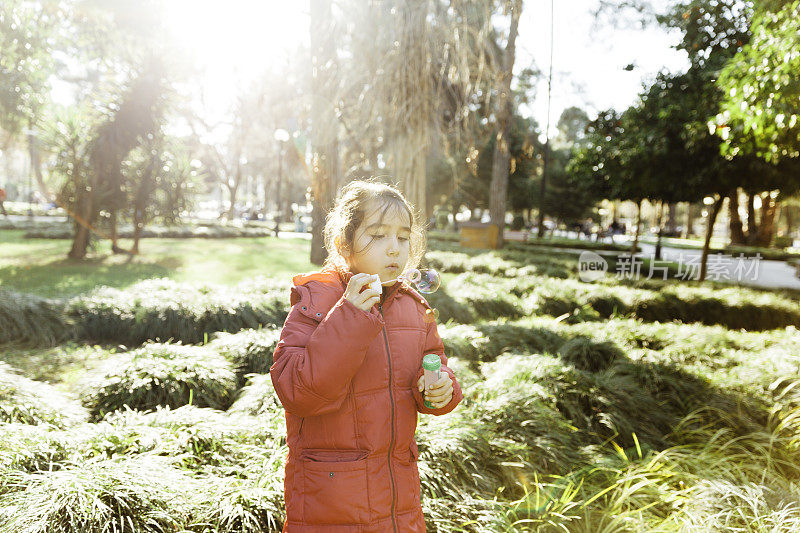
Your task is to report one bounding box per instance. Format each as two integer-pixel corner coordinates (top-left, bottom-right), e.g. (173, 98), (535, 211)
(78, 343), (237, 419)
(557, 336), (624, 372)
(0, 362), (87, 427)
(207, 327), (281, 386)
(67, 278), (287, 347)
(0, 424), (72, 474)
(0, 291), (71, 346)
(190, 475), (285, 533)
(228, 375), (283, 421)
(0, 455), (194, 533)
(438, 322), (564, 364)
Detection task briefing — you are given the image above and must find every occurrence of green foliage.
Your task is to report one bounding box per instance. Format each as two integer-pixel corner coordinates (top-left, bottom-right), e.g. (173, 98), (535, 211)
(0, 455), (194, 533)
(716, 0), (800, 162)
(207, 328), (281, 386)
(0, 290), (71, 346)
(228, 374), (283, 426)
(557, 336), (623, 372)
(0, 0), (62, 134)
(78, 343), (237, 419)
(0, 362), (87, 427)
(4, 239), (800, 530)
(66, 278), (287, 347)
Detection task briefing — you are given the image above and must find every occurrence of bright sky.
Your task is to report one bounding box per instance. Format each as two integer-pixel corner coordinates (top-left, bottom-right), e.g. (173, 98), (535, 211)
(516, 0), (690, 140)
(163, 0), (309, 122)
(111, 1), (690, 138)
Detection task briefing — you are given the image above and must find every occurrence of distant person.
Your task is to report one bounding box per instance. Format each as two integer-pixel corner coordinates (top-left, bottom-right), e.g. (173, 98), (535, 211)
(0, 187), (7, 217)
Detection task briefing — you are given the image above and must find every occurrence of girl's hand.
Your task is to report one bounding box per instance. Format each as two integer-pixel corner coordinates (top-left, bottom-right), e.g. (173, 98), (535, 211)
(417, 373), (453, 409)
(344, 273), (381, 312)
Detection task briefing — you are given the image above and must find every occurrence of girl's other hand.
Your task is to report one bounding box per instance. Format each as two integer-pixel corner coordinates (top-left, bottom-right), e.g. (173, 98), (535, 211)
(345, 273), (381, 312)
(417, 373), (453, 409)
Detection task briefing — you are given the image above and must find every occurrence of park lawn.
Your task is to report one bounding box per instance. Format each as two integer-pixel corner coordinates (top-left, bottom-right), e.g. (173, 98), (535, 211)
(3, 237), (800, 530)
(0, 229), (315, 298)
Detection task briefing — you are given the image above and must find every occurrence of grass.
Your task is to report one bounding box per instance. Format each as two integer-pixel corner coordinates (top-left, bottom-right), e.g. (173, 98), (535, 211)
(0, 362), (87, 427)
(4, 234), (800, 531)
(0, 229), (313, 299)
(78, 343), (238, 420)
(66, 277), (288, 347)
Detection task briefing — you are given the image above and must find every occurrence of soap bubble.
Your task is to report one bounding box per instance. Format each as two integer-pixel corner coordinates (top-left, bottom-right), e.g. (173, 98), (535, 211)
(400, 268), (441, 294)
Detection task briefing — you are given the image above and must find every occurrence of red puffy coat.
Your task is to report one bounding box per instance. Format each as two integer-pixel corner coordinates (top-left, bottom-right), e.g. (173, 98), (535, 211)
(270, 267), (464, 532)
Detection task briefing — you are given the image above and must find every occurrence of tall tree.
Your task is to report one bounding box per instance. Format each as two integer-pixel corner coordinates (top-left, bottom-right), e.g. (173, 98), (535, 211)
(0, 0), (64, 202)
(715, 1), (800, 163)
(489, 0), (523, 248)
(309, 0), (340, 265)
(341, 0), (498, 223)
(68, 59), (169, 259)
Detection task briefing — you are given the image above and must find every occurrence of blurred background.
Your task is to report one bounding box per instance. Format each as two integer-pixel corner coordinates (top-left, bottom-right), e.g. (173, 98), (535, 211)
(1, 0), (797, 276)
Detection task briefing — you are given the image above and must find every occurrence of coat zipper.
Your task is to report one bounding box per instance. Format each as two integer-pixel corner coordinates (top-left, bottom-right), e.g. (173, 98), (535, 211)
(379, 302), (398, 533)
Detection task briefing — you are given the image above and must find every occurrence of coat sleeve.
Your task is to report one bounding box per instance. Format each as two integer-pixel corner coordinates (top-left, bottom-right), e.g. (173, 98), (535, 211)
(269, 284), (385, 417)
(411, 318), (463, 415)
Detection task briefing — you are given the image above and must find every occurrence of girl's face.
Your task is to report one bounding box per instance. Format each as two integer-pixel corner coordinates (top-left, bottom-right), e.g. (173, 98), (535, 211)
(344, 199), (411, 285)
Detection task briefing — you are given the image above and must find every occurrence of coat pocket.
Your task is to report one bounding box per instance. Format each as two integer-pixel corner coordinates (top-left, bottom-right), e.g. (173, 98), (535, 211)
(300, 449), (370, 525)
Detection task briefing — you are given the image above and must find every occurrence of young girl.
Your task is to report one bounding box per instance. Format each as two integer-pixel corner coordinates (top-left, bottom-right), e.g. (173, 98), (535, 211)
(270, 178), (463, 532)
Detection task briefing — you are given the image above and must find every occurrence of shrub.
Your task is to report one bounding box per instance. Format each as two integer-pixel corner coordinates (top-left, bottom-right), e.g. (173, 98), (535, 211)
(207, 327), (281, 386)
(0, 362), (87, 427)
(0, 424), (72, 474)
(78, 343), (237, 419)
(438, 322), (565, 364)
(66, 278), (287, 347)
(0, 455), (194, 533)
(0, 291), (71, 346)
(557, 336), (624, 372)
(228, 375), (283, 421)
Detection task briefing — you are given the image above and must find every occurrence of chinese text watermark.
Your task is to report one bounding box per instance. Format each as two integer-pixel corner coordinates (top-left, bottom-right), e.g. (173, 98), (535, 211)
(578, 252), (762, 283)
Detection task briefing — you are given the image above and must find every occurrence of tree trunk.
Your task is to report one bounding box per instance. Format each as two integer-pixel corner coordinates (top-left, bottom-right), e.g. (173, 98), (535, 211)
(728, 188), (746, 245)
(393, 137), (427, 227)
(699, 195), (724, 282)
(745, 192), (757, 244)
(68, 189), (94, 259)
(654, 200), (665, 260)
(753, 193), (779, 247)
(132, 206), (143, 255)
(310, 0), (340, 265)
(226, 161), (242, 220)
(131, 152), (159, 255)
(631, 199), (642, 257)
(488, 1), (521, 248)
(110, 208), (124, 254)
(69, 146), (102, 260)
(666, 202), (677, 234)
(685, 202), (695, 238)
(27, 131), (53, 203)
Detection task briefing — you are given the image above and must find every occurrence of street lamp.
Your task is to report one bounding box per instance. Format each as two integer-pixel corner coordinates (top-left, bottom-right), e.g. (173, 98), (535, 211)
(273, 129), (290, 237)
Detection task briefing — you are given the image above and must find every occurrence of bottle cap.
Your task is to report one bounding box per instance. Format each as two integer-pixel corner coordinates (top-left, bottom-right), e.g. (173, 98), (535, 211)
(422, 353), (441, 371)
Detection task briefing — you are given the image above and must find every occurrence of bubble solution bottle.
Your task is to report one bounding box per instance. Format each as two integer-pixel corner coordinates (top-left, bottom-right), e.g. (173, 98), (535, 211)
(422, 353), (442, 408)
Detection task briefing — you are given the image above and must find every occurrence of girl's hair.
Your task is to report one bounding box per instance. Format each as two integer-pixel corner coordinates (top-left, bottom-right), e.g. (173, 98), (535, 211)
(322, 177), (426, 274)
